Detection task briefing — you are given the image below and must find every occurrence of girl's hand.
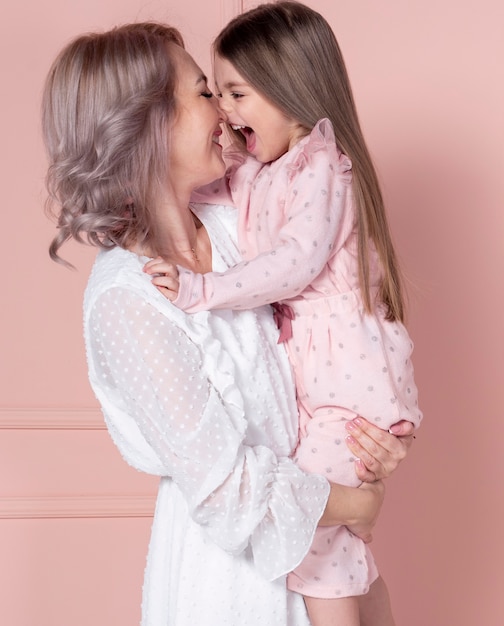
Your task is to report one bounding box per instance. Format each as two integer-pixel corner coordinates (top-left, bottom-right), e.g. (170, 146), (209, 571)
(143, 257), (180, 301)
(345, 418), (415, 483)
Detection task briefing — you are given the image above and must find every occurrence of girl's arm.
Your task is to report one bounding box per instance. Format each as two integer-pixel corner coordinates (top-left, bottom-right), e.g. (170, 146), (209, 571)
(154, 137), (351, 312)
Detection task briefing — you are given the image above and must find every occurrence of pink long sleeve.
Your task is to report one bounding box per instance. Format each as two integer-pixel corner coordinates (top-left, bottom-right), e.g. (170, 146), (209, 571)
(175, 120), (354, 313)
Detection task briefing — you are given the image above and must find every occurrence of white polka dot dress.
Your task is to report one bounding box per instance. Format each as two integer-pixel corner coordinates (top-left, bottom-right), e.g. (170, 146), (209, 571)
(83, 204), (329, 625)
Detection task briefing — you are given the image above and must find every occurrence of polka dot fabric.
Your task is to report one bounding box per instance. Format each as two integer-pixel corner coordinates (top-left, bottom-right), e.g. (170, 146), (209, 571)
(83, 204), (329, 625)
(171, 120), (423, 599)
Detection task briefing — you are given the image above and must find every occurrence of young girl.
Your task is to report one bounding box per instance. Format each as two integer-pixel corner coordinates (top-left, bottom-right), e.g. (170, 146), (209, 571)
(145, 2), (422, 625)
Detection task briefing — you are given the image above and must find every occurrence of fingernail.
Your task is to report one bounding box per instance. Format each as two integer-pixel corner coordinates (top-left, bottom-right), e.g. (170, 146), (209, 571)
(346, 435), (356, 445)
(354, 418), (363, 427)
(346, 421), (356, 432)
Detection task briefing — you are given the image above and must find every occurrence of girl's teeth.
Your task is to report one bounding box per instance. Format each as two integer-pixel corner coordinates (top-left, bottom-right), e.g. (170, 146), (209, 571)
(231, 124), (245, 130)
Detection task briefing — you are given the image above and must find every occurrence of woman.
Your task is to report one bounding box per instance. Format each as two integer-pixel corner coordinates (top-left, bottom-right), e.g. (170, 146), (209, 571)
(42, 22), (413, 626)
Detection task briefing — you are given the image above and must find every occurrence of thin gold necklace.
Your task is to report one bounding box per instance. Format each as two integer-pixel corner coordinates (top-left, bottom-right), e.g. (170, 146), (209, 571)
(191, 213), (203, 262)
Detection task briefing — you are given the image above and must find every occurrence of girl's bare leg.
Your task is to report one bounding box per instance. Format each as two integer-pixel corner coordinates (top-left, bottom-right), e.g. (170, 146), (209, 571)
(358, 576), (396, 626)
(304, 595), (360, 626)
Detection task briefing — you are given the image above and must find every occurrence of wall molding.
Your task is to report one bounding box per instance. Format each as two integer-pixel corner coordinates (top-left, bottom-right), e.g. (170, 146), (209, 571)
(0, 495), (156, 519)
(0, 408), (105, 430)
(0, 410), (157, 519)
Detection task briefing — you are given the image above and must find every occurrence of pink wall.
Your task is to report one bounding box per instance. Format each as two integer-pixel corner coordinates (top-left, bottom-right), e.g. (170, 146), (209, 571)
(1, 0), (503, 624)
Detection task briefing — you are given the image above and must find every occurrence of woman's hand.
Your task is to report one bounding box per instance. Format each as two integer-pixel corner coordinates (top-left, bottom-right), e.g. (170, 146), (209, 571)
(143, 257), (180, 301)
(345, 418), (415, 482)
(319, 479), (385, 543)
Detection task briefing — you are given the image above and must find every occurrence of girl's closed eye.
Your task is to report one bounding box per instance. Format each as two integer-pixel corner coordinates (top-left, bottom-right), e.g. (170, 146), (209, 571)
(201, 90), (214, 99)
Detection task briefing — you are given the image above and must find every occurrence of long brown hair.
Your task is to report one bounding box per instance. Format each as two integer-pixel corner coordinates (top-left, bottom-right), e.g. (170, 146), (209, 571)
(215, 1), (405, 321)
(42, 22), (183, 265)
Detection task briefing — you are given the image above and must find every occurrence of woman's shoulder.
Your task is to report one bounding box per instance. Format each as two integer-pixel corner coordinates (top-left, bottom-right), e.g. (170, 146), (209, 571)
(85, 246), (142, 295)
(83, 214), (241, 323)
(83, 247), (176, 321)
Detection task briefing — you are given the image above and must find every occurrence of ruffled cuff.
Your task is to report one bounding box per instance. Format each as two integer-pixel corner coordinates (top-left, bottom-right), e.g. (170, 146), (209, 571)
(172, 266), (205, 312)
(251, 460), (330, 581)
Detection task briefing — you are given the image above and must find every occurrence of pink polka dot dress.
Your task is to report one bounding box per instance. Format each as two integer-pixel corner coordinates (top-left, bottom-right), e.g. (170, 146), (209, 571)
(176, 119), (423, 599)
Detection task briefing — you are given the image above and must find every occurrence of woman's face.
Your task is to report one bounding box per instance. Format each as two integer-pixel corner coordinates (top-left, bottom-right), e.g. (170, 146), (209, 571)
(167, 43), (225, 192)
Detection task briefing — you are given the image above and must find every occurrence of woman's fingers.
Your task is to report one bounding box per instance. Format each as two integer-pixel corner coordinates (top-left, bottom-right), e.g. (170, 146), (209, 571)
(345, 417), (414, 482)
(346, 432), (384, 482)
(352, 457), (378, 483)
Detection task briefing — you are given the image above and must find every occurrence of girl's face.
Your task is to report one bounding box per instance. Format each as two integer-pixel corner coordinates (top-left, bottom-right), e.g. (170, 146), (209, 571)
(168, 44), (226, 192)
(214, 54), (304, 163)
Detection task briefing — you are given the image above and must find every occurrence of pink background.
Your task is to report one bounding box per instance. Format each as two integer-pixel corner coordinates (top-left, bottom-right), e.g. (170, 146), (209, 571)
(1, 0), (503, 624)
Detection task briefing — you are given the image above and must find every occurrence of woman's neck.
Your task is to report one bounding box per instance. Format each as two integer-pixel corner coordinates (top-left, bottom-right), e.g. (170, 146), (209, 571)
(157, 211), (211, 272)
(131, 193), (212, 273)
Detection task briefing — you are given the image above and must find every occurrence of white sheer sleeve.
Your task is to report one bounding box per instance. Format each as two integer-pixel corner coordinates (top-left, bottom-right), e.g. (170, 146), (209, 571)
(87, 285), (329, 580)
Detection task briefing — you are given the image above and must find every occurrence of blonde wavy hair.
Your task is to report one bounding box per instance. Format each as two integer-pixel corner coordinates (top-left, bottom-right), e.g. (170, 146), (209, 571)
(42, 22), (183, 265)
(215, 1), (405, 321)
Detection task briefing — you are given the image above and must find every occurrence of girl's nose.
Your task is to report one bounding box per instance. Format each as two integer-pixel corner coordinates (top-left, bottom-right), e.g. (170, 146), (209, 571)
(210, 93), (227, 123)
(217, 96), (231, 117)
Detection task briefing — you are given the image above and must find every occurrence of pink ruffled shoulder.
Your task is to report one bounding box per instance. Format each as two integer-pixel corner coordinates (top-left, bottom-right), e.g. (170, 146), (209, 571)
(286, 118), (352, 184)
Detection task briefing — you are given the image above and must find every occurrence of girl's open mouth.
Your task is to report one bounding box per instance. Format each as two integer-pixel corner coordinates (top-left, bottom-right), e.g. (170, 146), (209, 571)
(231, 124), (255, 152)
